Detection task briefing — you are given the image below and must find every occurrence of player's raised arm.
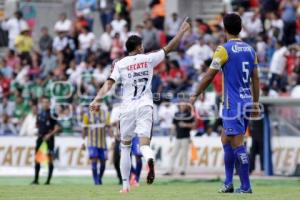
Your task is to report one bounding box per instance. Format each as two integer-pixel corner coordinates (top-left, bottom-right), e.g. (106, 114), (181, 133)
(90, 60), (120, 111)
(163, 17), (191, 54)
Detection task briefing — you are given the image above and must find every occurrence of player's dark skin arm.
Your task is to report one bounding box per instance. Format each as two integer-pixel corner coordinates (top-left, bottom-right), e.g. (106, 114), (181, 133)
(163, 17), (191, 54)
(191, 68), (219, 103)
(251, 67), (260, 117)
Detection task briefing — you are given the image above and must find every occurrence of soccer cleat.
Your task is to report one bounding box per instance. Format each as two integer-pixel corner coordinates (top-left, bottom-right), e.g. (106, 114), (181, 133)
(235, 188), (252, 194)
(180, 171), (186, 176)
(146, 158), (155, 185)
(44, 181), (50, 185)
(218, 184), (234, 193)
(119, 188), (130, 193)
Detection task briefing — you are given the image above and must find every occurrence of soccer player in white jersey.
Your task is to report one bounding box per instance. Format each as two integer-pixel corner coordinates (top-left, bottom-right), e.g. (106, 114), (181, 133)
(90, 17), (191, 193)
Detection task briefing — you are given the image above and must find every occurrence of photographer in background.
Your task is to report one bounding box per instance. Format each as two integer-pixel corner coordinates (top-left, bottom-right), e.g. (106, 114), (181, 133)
(164, 102), (195, 176)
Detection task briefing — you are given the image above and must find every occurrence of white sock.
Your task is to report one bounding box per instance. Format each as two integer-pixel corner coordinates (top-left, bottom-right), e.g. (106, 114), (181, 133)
(120, 144), (131, 190)
(140, 145), (154, 162)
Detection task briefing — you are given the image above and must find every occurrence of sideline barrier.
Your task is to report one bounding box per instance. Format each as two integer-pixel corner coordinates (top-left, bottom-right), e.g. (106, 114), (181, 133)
(0, 136), (299, 176)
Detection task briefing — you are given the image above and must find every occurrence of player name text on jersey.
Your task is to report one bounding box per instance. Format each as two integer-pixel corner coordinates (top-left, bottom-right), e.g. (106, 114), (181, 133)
(127, 62), (148, 71)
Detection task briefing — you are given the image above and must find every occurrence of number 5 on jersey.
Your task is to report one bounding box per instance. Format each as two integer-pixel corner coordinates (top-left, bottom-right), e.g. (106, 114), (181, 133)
(242, 62), (249, 83)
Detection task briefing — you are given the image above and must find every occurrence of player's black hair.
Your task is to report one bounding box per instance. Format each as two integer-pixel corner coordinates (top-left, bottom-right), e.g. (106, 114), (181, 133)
(223, 13), (242, 36)
(125, 35), (142, 53)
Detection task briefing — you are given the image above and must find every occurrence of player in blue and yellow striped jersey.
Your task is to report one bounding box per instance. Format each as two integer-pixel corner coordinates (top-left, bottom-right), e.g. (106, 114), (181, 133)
(82, 108), (110, 185)
(191, 13), (260, 194)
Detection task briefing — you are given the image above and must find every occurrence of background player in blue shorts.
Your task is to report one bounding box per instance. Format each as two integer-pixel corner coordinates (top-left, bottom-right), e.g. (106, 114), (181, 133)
(191, 13), (260, 193)
(82, 108), (110, 185)
(130, 136), (143, 187)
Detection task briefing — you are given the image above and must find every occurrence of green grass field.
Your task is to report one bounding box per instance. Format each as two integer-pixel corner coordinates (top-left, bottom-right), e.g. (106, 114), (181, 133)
(0, 176), (299, 200)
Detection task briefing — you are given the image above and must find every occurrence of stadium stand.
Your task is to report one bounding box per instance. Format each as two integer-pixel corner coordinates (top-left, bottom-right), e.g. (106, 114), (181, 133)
(0, 0), (299, 137)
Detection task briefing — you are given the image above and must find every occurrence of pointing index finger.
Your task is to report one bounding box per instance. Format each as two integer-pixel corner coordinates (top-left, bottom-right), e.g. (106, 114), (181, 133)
(183, 16), (192, 26)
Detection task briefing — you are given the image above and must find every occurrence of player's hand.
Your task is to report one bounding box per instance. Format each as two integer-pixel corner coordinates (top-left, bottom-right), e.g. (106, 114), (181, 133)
(251, 103), (261, 120)
(43, 133), (52, 141)
(189, 94), (197, 105)
(179, 17), (192, 33)
(89, 100), (100, 112)
(81, 143), (86, 151)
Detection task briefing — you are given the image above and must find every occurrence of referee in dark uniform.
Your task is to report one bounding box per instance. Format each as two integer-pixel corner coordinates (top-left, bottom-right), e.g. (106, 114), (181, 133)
(31, 97), (60, 185)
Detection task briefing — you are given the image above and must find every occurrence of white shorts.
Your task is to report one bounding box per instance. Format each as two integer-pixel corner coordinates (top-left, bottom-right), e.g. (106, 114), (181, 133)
(119, 105), (153, 141)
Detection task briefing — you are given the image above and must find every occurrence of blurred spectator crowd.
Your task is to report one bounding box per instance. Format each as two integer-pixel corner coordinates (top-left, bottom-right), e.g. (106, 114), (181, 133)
(0, 0), (299, 137)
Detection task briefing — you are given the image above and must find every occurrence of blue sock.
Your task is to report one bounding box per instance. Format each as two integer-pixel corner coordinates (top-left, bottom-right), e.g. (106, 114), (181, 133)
(223, 144), (235, 186)
(99, 161), (106, 185)
(234, 146), (251, 190)
(131, 164), (136, 173)
(131, 165), (136, 180)
(135, 157), (143, 182)
(91, 161), (99, 185)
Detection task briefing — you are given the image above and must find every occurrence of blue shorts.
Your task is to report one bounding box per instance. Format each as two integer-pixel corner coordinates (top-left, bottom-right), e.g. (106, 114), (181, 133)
(222, 108), (250, 135)
(88, 147), (107, 160)
(131, 137), (142, 157)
